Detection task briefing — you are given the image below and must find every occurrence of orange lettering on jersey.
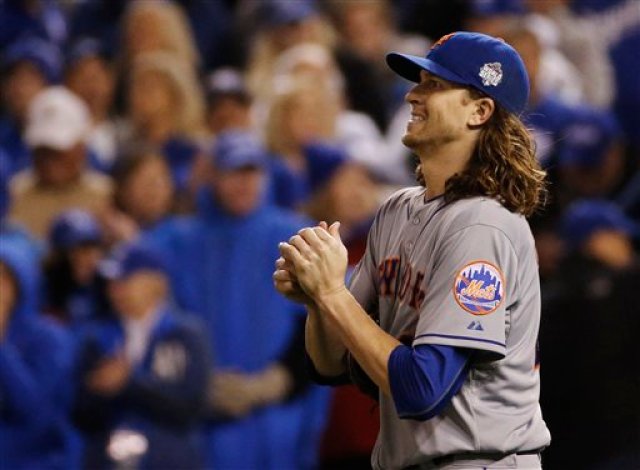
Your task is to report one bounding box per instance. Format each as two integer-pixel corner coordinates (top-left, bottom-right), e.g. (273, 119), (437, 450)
(378, 257), (426, 311)
(460, 280), (497, 301)
(378, 257), (400, 297)
(409, 271), (426, 310)
(398, 264), (413, 301)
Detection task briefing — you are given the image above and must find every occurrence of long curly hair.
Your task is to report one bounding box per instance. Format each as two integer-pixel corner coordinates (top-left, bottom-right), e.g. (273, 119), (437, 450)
(415, 98), (547, 217)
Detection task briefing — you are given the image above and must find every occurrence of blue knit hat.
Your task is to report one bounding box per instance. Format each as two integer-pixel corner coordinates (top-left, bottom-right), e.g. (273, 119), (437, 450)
(386, 31), (530, 115)
(66, 37), (109, 68)
(99, 242), (168, 280)
(304, 143), (348, 192)
(260, 0), (316, 27)
(560, 199), (640, 250)
(211, 130), (267, 171)
(3, 35), (62, 83)
(49, 209), (102, 249)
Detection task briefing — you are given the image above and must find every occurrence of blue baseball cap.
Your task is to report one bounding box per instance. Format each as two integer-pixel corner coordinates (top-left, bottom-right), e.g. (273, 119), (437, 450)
(304, 143), (348, 192)
(470, 0), (524, 16)
(558, 108), (620, 168)
(3, 35), (62, 83)
(211, 130), (267, 171)
(99, 243), (168, 281)
(560, 199), (640, 249)
(260, 0), (316, 27)
(66, 37), (109, 68)
(386, 31), (530, 115)
(49, 209), (102, 249)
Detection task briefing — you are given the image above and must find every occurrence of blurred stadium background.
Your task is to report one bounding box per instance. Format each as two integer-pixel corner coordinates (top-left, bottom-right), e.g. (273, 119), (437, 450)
(0, 0), (638, 469)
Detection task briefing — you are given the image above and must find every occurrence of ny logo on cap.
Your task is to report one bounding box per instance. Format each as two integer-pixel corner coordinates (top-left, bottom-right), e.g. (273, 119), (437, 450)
(479, 62), (503, 87)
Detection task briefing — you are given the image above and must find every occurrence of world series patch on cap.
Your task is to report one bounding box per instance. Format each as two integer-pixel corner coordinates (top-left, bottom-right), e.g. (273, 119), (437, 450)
(386, 31), (530, 115)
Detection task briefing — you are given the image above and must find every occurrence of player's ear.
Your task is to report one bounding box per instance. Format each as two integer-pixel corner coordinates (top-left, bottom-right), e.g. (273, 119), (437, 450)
(468, 97), (495, 127)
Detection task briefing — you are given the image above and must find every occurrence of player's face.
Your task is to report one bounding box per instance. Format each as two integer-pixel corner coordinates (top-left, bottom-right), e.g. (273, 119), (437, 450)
(402, 71), (477, 151)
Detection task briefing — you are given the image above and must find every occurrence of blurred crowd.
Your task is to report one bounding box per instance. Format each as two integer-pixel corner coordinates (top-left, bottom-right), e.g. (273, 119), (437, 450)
(0, 0), (639, 469)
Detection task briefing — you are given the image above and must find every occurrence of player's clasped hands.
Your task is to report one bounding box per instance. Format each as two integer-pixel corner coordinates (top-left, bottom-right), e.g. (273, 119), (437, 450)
(274, 221), (349, 303)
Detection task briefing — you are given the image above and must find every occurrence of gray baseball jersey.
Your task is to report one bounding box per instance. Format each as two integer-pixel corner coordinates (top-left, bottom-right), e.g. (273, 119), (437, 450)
(348, 187), (551, 469)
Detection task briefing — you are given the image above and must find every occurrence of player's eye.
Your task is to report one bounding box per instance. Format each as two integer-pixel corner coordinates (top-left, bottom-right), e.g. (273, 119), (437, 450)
(426, 79), (442, 90)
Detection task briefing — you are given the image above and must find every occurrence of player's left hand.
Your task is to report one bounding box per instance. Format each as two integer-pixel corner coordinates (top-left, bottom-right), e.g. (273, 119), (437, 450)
(279, 222), (348, 301)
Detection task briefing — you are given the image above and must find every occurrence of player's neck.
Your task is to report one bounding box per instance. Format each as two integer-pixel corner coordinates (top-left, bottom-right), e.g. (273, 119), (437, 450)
(417, 140), (475, 199)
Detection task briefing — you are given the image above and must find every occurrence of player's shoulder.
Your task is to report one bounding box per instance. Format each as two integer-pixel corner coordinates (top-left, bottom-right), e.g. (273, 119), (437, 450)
(441, 196), (531, 239)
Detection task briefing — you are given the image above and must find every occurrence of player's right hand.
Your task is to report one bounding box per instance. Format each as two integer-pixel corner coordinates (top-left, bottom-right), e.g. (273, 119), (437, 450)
(273, 257), (315, 305)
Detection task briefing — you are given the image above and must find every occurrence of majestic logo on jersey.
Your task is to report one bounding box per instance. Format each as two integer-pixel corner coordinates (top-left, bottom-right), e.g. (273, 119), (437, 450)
(453, 261), (504, 315)
(378, 257), (425, 310)
(479, 62), (503, 87)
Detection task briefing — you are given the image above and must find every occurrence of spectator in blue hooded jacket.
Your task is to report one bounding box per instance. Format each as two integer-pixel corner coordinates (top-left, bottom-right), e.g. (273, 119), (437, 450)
(73, 241), (210, 470)
(0, 237), (78, 470)
(146, 130), (329, 469)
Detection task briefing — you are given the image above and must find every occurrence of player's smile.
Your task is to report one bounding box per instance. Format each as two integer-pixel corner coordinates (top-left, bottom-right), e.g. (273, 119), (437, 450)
(406, 105), (428, 132)
(408, 112), (426, 124)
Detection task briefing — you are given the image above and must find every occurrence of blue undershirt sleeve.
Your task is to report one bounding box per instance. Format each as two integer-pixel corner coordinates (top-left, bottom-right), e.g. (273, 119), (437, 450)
(388, 343), (472, 421)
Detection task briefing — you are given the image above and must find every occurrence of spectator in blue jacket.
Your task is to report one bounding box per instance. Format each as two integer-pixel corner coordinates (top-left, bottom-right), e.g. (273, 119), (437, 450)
(147, 130), (329, 469)
(73, 241), (210, 470)
(0, 237), (78, 470)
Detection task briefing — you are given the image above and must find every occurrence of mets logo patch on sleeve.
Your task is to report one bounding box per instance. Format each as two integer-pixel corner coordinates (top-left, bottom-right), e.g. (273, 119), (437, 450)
(453, 261), (505, 315)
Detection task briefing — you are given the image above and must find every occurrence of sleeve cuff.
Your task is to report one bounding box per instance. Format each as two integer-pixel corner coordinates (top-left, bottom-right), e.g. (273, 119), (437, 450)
(413, 333), (505, 359)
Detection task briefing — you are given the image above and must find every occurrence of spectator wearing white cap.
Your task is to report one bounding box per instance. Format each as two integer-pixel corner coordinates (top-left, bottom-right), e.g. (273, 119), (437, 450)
(8, 86), (113, 239)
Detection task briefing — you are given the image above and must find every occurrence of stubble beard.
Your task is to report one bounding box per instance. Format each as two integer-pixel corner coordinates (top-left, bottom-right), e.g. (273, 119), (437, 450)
(401, 132), (420, 151)
(402, 130), (448, 154)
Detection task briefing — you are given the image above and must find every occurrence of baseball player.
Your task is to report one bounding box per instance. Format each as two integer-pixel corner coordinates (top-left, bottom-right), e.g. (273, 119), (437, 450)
(275, 32), (551, 469)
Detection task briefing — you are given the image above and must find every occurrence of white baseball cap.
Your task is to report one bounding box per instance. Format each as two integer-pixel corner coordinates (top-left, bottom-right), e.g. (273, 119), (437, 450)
(25, 86), (90, 151)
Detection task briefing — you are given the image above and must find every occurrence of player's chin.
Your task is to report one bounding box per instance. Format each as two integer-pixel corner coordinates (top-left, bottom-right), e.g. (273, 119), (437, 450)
(401, 132), (421, 149)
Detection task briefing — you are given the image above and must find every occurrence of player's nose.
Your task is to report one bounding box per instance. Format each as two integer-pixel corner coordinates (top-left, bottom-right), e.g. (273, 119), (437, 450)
(405, 84), (421, 105)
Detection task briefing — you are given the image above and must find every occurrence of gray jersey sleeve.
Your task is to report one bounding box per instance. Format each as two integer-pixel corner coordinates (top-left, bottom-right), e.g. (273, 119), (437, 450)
(412, 224), (518, 358)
